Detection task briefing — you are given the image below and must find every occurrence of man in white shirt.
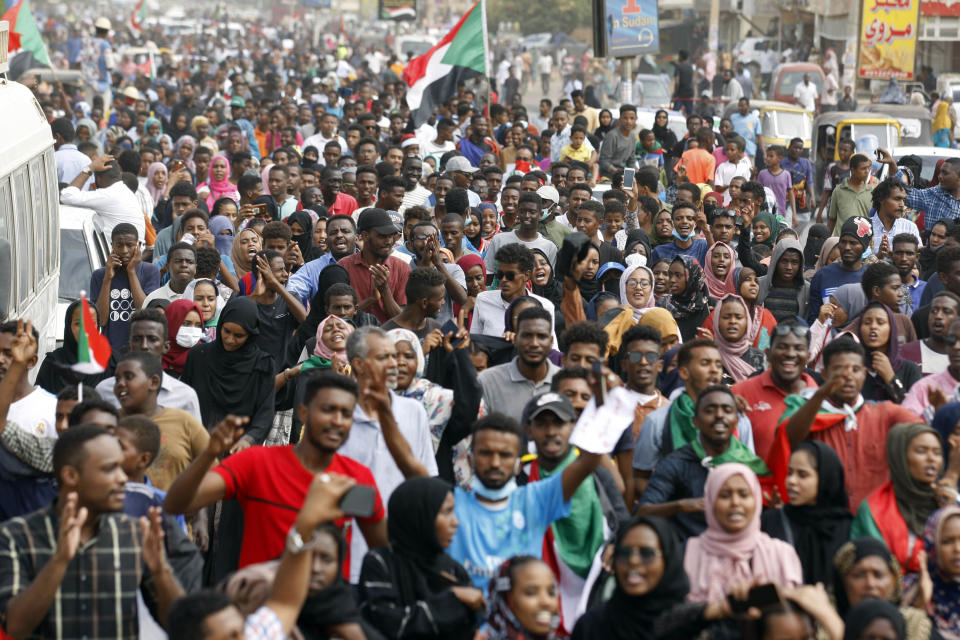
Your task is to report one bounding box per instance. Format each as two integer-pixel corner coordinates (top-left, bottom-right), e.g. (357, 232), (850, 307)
(341, 327), (437, 581)
(302, 113), (348, 164)
(399, 155), (432, 213)
(473, 243), (557, 343)
(52, 118), (92, 186)
(60, 154), (145, 242)
(714, 135), (754, 205)
(0, 321), (57, 441)
(793, 74), (819, 112)
(419, 118), (458, 165)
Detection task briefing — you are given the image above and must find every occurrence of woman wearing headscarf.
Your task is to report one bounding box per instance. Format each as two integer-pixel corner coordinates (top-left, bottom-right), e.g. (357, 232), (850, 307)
(208, 214), (236, 257)
(571, 516), (689, 640)
(711, 294), (765, 383)
(855, 302), (922, 403)
(619, 264), (656, 321)
(844, 599), (907, 640)
(851, 423), (948, 576)
(593, 109), (615, 143)
(659, 255), (712, 342)
(816, 236), (842, 272)
(638, 308), (682, 353)
(455, 253), (487, 330)
(703, 267), (777, 349)
(173, 134), (197, 173)
(486, 556), (561, 640)
(145, 161), (168, 209)
(35, 301), (108, 393)
(757, 238), (809, 321)
(737, 211), (780, 277)
(304, 315), (354, 370)
(704, 242), (737, 300)
(652, 109), (678, 153)
(649, 211), (674, 248)
(623, 229), (652, 264)
(761, 441), (853, 586)
(287, 210), (324, 263)
(934, 101), (953, 148)
(141, 116), (163, 146)
(923, 507), (960, 638)
(803, 223), (831, 279)
(162, 299), (205, 378)
(205, 155), (241, 211)
(231, 227), (262, 279)
(530, 248), (562, 309)
(684, 463), (803, 604)
(557, 232), (601, 323)
(832, 539), (933, 640)
(360, 477), (478, 640)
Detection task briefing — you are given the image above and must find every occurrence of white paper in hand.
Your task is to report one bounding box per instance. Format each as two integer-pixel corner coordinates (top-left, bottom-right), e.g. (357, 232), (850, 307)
(569, 386), (636, 454)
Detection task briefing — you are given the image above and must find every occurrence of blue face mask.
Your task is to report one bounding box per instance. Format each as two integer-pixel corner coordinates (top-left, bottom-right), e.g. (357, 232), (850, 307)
(469, 475), (517, 501)
(673, 229), (696, 242)
(861, 246), (872, 260)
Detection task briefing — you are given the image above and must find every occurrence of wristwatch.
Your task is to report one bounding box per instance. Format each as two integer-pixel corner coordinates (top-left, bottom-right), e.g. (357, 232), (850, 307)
(285, 525), (319, 554)
(80, 166), (93, 176)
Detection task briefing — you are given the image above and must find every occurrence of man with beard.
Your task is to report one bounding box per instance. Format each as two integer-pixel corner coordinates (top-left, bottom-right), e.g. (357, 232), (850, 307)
(339, 209), (409, 322)
(457, 115), (499, 167)
(807, 216), (870, 324)
(636, 385), (767, 540)
(733, 320), (818, 462)
(901, 291), (959, 374)
(778, 338), (920, 509)
(164, 371), (391, 581)
(632, 339), (757, 491)
(286, 215), (360, 306)
(339, 327), (436, 581)
(448, 403), (612, 594)
(479, 307), (560, 420)
(871, 178), (920, 257)
(518, 392), (628, 630)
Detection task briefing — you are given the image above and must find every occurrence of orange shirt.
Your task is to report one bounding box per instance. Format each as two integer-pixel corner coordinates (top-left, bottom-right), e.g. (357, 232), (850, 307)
(677, 148), (717, 185)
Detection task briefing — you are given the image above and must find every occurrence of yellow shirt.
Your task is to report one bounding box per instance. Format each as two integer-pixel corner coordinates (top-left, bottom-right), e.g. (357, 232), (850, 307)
(561, 144), (593, 164)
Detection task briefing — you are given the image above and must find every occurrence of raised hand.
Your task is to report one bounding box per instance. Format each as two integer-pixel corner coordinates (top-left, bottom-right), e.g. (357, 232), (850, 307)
(10, 319), (37, 366)
(360, 358), (392, 418)
(443, 327), (470, 352)
(126, 243), (142, 275)
(422, 328), (443, 354)
(206, 415), (248, 458)
(256, 255), (280, 292)
(55, 492), (88, 563)
(140, 506), (169, 573)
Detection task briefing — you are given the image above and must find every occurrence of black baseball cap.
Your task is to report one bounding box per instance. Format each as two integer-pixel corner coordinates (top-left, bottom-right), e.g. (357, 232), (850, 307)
(522, 392), (577, 425)
(357, 208), (401, 235)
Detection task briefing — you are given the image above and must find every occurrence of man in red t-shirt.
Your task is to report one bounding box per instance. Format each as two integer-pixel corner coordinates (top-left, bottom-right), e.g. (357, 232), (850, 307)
(732, 322), (818, 461)
(164, 371), (391, 580)
(339, 209), (410, 322)
(320, 166), (359, 218)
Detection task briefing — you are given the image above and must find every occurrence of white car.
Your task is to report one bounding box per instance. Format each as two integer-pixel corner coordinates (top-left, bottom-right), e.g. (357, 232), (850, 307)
(734, 37), (771, 73)
(632, 74), (671, 109)
(55, 206), (109, 346)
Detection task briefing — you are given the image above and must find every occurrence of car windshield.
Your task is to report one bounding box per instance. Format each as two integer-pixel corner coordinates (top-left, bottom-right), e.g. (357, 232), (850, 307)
(780, 71), (823, 96)
(762, 110), (812, 138)
(58, 229), (92, 301)
(838, 123), (898, 151)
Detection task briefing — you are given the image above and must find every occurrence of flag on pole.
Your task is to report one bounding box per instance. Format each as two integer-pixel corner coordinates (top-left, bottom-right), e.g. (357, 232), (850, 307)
(72, 295), (111, 374)
(130, 0), (146, 32)
(403, 0), (487, 126)
(2, 0), (51, 80)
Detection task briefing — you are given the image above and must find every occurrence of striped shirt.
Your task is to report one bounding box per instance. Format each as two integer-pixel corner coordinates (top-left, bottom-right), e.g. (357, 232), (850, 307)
(905, 184), (960, 229)
(0, 506), (150, 640)
(871, 213), (922, 252)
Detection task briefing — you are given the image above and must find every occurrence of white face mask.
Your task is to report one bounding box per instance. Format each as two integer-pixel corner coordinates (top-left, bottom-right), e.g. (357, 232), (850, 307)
(175, 326), (203, 348)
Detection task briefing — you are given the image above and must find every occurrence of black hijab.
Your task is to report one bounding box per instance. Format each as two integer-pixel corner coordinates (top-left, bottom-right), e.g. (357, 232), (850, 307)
(623, 229), (651, 262)
(35, 300), (108, 393)
(297, 523), (366, 640)
(183, 296), (274, 423)
(386, 477), (469, 603)
(530, 248), (563, 308)
(803, 224), (830, 269)
(761, 441), (853, 586)
(843, 599), (906, 640)
(833, 538), (903, 616)
(652, 110), (677, 151)
(572, 516), (689, 640)
(287, 210), (323, 262)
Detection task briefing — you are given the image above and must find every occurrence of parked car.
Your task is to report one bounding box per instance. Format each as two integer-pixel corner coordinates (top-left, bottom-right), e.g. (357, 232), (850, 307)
(56, 206), (109, 346)
(771, 63), (825, 105)
(632, 74), (671, 109)
(734, 37), (771, 76)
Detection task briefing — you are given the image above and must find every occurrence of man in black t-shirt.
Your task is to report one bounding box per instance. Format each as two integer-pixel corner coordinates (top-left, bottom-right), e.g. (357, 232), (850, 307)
(673, 50), (695, 114)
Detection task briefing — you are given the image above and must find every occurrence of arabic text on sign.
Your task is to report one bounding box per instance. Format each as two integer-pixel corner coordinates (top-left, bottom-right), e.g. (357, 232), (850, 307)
(871, 0), (911, 11)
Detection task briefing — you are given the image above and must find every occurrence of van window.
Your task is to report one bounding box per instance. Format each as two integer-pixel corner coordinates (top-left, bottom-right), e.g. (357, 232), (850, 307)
(58, 229), (93, 302)
(12, 169), (34, 301)
(779, 71), (823, 97)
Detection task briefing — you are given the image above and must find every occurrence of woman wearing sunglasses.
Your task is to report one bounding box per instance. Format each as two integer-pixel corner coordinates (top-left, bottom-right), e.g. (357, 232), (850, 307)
(572, 516), (688, 640)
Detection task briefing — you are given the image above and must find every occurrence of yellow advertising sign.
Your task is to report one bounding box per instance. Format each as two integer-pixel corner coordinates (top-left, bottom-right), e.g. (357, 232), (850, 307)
(858, 0), (920, 79)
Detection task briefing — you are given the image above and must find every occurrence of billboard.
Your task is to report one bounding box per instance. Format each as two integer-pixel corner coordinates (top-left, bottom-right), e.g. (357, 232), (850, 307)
(858, 0), (919, 79)
(602, 0), (659, 57)
(379, 0), (416, 20)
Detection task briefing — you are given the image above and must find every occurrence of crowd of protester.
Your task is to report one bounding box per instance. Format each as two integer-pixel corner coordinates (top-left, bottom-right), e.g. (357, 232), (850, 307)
(7, 7), (960, 640)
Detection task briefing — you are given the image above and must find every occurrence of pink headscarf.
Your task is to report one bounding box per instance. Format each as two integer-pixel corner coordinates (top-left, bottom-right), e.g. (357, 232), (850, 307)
(260, 166), (273, 196)
(711, 294), (757, 382)
(704, 242), (737, 299)
(684, 463), (803, 603)
(313, 315), (354, 364)
(206, 155), (240, 210)
(146, 162), (167, 205)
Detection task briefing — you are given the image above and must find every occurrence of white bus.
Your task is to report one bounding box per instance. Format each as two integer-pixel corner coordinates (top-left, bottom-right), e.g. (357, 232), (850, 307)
(0, 21), (61, 356)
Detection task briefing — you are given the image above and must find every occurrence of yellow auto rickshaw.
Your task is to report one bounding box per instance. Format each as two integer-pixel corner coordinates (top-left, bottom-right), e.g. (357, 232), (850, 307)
(811, 112), (901, 163)
(723, 100), (814, 154)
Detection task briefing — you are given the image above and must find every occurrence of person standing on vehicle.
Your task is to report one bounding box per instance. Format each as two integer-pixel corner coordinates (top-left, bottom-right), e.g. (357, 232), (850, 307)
(86, 18), (115, 110)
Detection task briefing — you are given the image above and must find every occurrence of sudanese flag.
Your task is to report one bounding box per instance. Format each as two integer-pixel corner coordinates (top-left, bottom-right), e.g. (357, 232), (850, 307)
(72, 295), (112, 374)
(2, 0), (52, 81)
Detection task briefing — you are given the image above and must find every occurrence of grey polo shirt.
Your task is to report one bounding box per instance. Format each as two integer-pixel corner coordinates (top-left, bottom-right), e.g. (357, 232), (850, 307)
(478, 357), (560, 419)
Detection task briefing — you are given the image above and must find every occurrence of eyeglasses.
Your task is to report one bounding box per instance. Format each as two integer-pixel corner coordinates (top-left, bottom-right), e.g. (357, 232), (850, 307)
(613, 545), (662, 564)
(771, 325), (811, 339)
(626, 351), (660, 364)
(626, 279), (652, 289)
(496, 270), (521, 281)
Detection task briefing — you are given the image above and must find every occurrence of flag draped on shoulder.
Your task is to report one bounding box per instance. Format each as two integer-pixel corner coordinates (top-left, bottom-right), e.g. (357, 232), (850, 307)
(73, 295), (112, 374)
(403, 0), (487, 126)
(2, 0), (51, 80)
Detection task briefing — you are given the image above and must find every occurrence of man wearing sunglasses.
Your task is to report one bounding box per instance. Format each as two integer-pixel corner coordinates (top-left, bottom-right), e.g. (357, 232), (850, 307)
(636, 384), (766, 540)
(472, 244), (557, 343)
(732, 319), (818, 463)
(518, 392), (628, 630)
